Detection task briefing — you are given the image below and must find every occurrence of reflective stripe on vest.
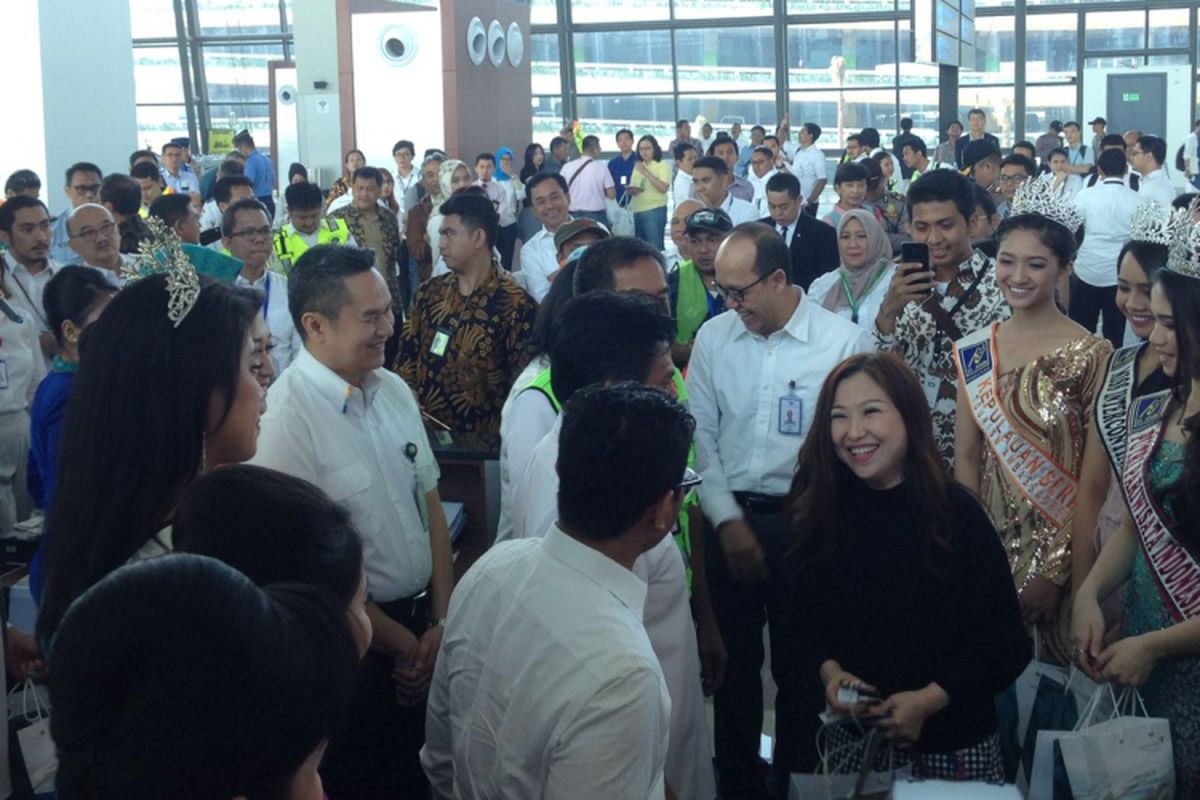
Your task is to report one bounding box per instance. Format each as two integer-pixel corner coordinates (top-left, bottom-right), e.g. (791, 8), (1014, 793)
(275, 218), (350, 272)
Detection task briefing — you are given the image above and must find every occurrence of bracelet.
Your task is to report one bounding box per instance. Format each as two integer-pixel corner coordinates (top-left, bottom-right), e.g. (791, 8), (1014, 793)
(432, 617), (448, 628)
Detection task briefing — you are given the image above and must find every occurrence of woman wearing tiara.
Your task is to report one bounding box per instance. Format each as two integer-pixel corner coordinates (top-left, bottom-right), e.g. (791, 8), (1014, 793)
(1072, 203), (1172, 598)
(37, 223), (268, 648)
(954, 178), (1112, 666)
(1073, 217), (1200, 792)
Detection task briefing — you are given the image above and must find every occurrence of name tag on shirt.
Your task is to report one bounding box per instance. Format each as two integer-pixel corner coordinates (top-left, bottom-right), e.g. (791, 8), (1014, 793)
(0, 360), (9, 390)
(779, 392), (802, 435)
(430, 328), (451, 357)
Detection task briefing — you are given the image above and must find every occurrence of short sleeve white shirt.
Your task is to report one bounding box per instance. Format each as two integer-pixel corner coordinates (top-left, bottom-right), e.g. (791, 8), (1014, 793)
(0, 308), (46, 410)
(1138, 169), (1178, 206)
(794, 144), (828, 201)
(518, 225), (563, 303)
(1073, 179), (1147, 287)
(250, 348), (440, 601)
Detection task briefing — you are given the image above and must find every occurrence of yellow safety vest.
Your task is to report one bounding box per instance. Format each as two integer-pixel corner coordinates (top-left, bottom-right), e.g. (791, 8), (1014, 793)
(274, 218), (351, 273)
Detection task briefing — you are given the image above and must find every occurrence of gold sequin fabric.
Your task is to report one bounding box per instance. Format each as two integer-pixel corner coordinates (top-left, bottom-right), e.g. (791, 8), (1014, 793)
(978, 333), (1113, 663)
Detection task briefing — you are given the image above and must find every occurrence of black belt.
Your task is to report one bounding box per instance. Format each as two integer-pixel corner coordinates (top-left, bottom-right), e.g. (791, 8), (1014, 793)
(375, 589), (428, 626)
(733, 491), (787, 514)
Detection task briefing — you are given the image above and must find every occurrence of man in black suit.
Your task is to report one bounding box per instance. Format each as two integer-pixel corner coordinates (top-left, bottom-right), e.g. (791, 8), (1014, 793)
(760, 172), (838, 291)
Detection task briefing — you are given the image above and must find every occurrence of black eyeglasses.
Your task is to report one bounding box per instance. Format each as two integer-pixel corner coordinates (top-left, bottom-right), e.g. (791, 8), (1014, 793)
(232, 226), (273, 241)
(714, 270), (776, 303)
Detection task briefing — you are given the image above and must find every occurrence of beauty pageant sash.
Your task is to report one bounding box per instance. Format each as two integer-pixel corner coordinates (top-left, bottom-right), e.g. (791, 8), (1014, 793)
(1094, 345), (1141, 477)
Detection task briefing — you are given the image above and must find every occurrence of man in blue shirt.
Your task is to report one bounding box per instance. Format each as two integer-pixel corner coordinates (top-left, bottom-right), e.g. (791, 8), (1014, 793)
(49, 162), (103, 263)
(160, 140), (199, 197)
(233, 130), (277, 217)
(608, 128), (637, 204)
(735, 126), (764, 178)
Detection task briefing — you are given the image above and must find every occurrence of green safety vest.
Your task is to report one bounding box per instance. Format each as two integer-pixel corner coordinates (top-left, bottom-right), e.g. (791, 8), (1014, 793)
(522, 366), (698, 592)
(674, 260), (711, 345)
(274, 218), (351, 273)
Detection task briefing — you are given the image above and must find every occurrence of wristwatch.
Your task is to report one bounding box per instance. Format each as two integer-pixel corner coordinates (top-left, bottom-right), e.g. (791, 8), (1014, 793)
(432, 617), (448, 628)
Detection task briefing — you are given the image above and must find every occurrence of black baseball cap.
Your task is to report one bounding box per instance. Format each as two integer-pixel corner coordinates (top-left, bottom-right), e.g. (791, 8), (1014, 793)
(685, 207), (733, 236)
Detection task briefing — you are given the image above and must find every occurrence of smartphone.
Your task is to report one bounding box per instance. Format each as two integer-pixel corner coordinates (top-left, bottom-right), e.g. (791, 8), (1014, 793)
(900, 242), (930, 276)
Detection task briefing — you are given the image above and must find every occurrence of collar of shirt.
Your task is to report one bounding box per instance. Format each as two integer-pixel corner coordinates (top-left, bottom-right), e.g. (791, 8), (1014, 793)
(541, 525), (647, 618)
(292, 346), (381, 413)
(533, 218), (573, 243)
(1144, 168), (1166, 182)
(234, 270), (270, 289)
(734, 287), (809, 342)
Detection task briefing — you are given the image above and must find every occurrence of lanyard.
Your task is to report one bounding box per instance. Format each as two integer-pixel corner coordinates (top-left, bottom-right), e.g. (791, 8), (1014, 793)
(837, 262), (889, 324)
(10, 269), (48, 329)
(260, 272), (272, 320)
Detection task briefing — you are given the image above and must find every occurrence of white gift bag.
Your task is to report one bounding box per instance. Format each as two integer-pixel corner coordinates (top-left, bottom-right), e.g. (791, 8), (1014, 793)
(607, 197), (635, 238)
(1056, 687), (1174, 800)
(8, 679), (57, 792)
(789, 721), (911, 799)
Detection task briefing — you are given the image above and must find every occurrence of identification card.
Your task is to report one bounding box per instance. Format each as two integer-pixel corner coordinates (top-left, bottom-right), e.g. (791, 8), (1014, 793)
(430, 328), (451, 357)
(778, 392), (802, 435)
(0, 360), (8, 390)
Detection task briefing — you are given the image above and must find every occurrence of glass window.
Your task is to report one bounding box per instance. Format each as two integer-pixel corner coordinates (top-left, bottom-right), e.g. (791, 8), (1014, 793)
(1148, 8), (1189, 50)
(532, 96), (565, 143)
(675, 27), (774, 93)
(136, 104), (191, 149)
(1083, 55), (1142, 69)
(898, 89), (941, 147)
(899, 19), (939, 87)
(1147, 54), (1190, 65)
(209, 104), (272, 149)
(789, 0), (895, 13)
(202, 42), (284, 105)
(787, 22), (898, 89)
(678, 0), (770, 20)
(531, 33), (560, 97)
(573, 30), (673, 95)
(133, 46), (188, 105)
(977, 0), (1014, 9)
(1026, 14), (1078, 81)
(789, 89), (900, 147)
(1024, 84), (1077, 140)
(962, 15), (1015, 85)
(196, 0), (286, 36)
(572, 0), (668, 23)
(129, 0), (180, 39)
(1085, 10), (1146, 51)
(530, 0), (556, 26)
(958, 88), (1016, 147)
(678, 94), (778, 131)
(575, 94), (676, 145)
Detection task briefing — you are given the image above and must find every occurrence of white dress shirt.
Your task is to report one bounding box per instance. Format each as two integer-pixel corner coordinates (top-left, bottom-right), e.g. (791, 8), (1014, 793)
(1185, 132), (1200, 174)
(2, 255), (60, 334)
(749, 169), (778, 216)
(807, 262), (898, 330)
(495, 378), (557, 544)
(199, 199), (222, 234)
(517, 224), (565, 303)
(1074, 179), (1147, 287)
(421, 525), (669, 800)
(234, 268), (301, 373)
(508, 416), (716, 800)
(250, 347), (440, 602)
(0, 308), (46, 412)
(793, 144), (828, 203)
(671, 171), (694, 212)
(1138, 168), (1178, 206)
(719, 192), (761, 227)
(687, 292), (874, 527)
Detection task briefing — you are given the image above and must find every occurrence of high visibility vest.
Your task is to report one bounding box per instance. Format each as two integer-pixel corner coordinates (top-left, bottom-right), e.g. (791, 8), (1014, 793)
(274, 218), (351, 273)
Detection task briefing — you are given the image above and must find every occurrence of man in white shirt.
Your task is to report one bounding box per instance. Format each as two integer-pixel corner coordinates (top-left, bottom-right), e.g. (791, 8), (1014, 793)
(1062, 121), (1095, 176)
(423, 382), (685, 800)
(747, 147), (777, 216)
(687, 222), (873, 797)
(1130, 134), (1178, 206)
(692, 156), (758, 226)
(517, 173), (572, 302)
(0, 196), (60, 357)
(793, 122), (829, 216)
(65, 204), (128, 288)
(222, 198), (301, 373)
(392, 139), (420, 213)
(1072, 149), (1147, 348)
(49, 162), (103, 264)
(560, 136), (616, 227)
(1184, 119), (1200, 192)
(252, 244), (453, 799)
(671, 142), (698, 213)
(505, 291), (716, 800)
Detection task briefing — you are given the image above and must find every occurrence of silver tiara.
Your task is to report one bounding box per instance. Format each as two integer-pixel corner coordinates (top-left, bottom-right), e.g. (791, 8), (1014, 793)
(1010, 177), (1084, 234)
(1129, 202), (1176, 247)
(121, 217), (201, 326)
(1166, 202), (1200, 280)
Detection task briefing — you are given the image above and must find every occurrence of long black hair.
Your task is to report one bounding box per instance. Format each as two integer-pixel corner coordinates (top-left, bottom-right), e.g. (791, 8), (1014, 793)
(38, 275), (260, 646)
(524, 260), (577, 363)
(1153, 268), (1200, 553)
(42, 266), (117, 350)
(520, 143), (544, 183)
(50, 554), (359, 800)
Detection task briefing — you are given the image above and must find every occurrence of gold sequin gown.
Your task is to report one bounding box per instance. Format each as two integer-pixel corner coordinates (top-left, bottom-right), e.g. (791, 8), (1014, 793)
(978, 332), (1112, 664)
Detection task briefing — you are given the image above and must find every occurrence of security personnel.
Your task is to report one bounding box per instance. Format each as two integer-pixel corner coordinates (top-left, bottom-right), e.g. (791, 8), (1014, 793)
(667, 206), (731, 368)
(274, 181), (355, 273)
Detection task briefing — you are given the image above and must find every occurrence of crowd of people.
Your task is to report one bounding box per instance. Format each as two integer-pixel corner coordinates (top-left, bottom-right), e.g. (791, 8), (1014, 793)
(0, 107), (1197, 800)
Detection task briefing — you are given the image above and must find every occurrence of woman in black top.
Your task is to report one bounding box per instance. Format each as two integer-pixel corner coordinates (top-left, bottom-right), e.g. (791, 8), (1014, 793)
(785, 351), (1030, 780)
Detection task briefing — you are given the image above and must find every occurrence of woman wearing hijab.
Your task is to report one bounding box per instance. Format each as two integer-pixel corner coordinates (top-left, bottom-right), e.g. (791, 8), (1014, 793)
(426, 159), (474, 273)
(807, 209), (896, 329)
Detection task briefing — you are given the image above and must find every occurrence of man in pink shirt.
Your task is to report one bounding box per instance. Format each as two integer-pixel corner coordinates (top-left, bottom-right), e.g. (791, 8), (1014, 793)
(559, 136), (616, 227)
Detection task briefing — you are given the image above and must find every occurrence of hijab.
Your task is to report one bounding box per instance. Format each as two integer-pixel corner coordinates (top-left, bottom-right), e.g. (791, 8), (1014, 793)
(434, 159), (468, 208)
(823, 209), (893, 313)
(495, 147), (514, 181)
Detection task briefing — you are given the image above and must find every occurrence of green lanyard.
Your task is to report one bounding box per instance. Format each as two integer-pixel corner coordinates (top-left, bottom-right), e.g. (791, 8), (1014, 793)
(837, 262), (890, 324)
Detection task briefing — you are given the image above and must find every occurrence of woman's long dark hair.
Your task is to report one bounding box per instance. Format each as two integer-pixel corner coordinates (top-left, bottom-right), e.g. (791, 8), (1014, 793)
(520, 143), (544, 183)
(524, 260), (577, 364)
(1152, 268), (1200, 553)
(38, 275), (260, 646)
(50, 555), (358, 800)
(787, 352), (953, 565)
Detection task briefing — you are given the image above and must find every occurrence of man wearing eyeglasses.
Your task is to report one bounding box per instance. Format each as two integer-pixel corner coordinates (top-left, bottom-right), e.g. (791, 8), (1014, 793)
(223, 198), (301, 373)
(49, 162), (103, 263)
(994, 154), (1037, 220)
(65, 204), (128, 288)
(686, 222), (872, 798)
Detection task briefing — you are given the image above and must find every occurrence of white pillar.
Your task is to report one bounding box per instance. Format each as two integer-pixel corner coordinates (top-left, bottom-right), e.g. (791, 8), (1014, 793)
(291, 0), (343, 187)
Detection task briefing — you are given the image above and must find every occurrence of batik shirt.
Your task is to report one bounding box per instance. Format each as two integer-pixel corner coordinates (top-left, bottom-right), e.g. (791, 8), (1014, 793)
(874, 248), (1010, 470)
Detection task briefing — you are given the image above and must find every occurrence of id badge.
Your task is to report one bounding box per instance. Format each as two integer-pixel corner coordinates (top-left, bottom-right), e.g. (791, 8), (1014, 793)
(0, 360), (9, 390)
(430, 328), (451, 357)
(778, 392), (802, 436)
